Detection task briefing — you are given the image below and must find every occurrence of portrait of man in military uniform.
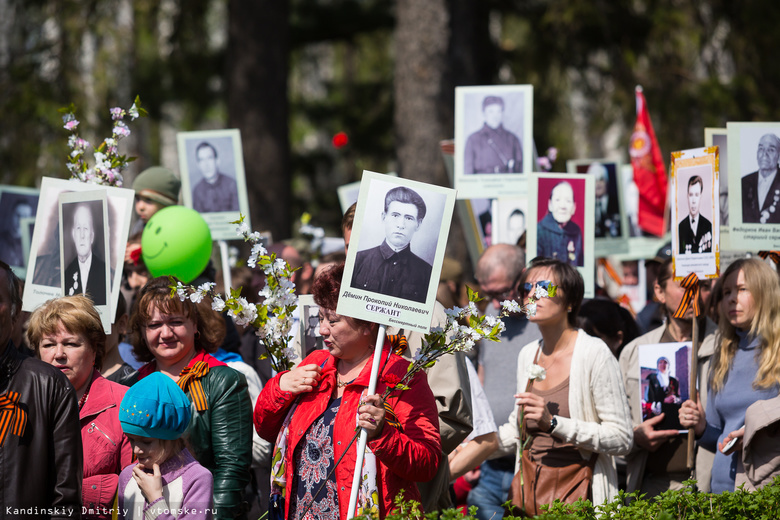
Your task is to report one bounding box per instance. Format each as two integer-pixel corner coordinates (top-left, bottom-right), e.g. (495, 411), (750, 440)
(678, 175), (713, 255)
(351, 186), (433, 303)
(463, 95), (524, 174)
(741, 133), (780, 224)
(536, 181), (584, 267)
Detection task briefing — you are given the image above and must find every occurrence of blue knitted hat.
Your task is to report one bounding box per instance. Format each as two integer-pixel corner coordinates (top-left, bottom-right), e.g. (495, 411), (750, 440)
(119, 372), (192, 440)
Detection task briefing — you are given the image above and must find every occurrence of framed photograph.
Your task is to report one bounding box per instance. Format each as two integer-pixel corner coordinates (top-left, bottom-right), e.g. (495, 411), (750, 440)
(726, 123), (780, 250)
(23, 178), (135, 320)
(637, 342), (691, 433)
(459, 198), (492, 268)
(454, 85), (533, 199)
(527, 173), (595, 298)
(59, 191), (112, 332)
(671, 147), (720, 280)
(493, 198), (528, 246)
(568, 159), (628, 255)
(705, 129), (730, 250)
(178, 129), (250, 240)
(0, 186), (39, 276)
(19, 216), (36, 270)
(339, 171), (456, 332)
(298, 294), (323, 361)
(337, 181), (361, 214)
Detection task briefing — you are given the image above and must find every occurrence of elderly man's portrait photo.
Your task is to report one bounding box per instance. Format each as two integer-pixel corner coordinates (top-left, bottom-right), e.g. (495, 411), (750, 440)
(0, 187), (39, 269)
(455, 85), (533, 199)
(59, 194), (110, 307)
(638, 342), (690, 431)
(740, 131), (780, 224)
(350, 183), (444, 304)
(568, 159), (623, 239)
(536, 178), (586, 267)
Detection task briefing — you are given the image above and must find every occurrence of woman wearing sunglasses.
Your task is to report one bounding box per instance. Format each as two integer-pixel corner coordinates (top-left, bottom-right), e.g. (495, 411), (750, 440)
(498, 257), (633, 515)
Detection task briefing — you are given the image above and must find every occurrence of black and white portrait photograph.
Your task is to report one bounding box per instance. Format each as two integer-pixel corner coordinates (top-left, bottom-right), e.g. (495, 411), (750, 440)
(493, 198), (528, 246)
(459, 198), (492, 269)
(528, 173), (596, 298)
(178, 128), (250, 240)
(340, 171), (456, 332)
(0, 186), (39, 271)
(23, 177), (135, 318)
(638, 342), (690, 432)
(734, 126), (780, 225)
(671, 147), (719, 280)
(705, 128), (729, 228)
(455, 85), (533, 199)
(567, 159), (624, 240)
(58, 192), (110, 308)
(298, 294), (323, 360)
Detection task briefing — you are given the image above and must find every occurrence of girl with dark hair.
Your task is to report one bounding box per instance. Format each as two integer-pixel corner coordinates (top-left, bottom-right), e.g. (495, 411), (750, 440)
(499, 257), (632, 514)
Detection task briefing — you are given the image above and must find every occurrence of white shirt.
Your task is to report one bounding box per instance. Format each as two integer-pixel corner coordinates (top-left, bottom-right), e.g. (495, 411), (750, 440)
(688, 215), (699, 236)
(758, 169), (778, 209)
(77, 254), (92, 294)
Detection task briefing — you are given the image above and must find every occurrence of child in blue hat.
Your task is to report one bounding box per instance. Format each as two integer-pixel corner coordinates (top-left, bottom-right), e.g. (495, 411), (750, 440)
(117, 372), (214, 519)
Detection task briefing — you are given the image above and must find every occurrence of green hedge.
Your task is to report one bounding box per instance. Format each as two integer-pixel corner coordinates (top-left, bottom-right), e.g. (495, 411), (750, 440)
(357, 478), (780, 520)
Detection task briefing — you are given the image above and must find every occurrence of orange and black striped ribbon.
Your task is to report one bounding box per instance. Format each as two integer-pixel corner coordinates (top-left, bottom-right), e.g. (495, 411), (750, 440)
(673, 272), (701, 319)
(388, 335), (409, 357)
(758, 251), (780, 265)
(0, 391), (27, 446)
(177, 361), (210, 412)
(383, 399), (403, 432)
(598, 258), (623, 286)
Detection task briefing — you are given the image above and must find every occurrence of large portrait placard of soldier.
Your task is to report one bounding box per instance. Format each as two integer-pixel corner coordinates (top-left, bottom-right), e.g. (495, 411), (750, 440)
(671, 147), (720, 281)
(455, 85), (533, 199)
(726, 122), (780, 250)
(567, 158), (628, 256)
(527, 173), (595, 298)
(178, 129), (250, 240)
(339, 171), (456, 333)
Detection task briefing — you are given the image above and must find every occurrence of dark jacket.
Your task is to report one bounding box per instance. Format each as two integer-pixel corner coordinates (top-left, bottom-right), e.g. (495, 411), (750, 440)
(0, 343), (83, 519)
(63, 255), (107, 306)
(677, 214), (713, 254)
(351, 241), (432, 304)
(126, 351), (253, 520)
(536, 212), (583, 266)
(741, 170), (780, 224)
(464, 123), (523, 174)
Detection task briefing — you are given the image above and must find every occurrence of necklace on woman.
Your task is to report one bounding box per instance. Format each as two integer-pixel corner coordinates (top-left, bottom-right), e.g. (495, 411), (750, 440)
(337, 376), (356, 388)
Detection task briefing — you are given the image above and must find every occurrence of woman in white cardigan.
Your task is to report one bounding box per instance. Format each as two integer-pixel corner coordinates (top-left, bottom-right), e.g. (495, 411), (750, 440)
(497, 258), (633, 512)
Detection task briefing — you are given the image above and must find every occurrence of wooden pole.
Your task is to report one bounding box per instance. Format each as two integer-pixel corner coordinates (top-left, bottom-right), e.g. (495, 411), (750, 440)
(687, 316), (699, 469)
(346, 324), (386, 519)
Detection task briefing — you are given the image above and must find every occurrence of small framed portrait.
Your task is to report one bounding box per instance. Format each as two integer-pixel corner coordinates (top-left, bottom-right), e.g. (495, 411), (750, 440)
(705, 128), (730, 236)
(671, 146), (720, 280)
(527, 173), (595, 298)
(493, 198), (528, 246)
(23, 178), (135, 321)
(637, 342), (691, 433)
(297, 294), (323, 361)
(458, 198), (492, 268)
(178, 129), (250, 240)
(567, 159), (628, 255)
(454, 85), (534, 199)
(58, 191), (112, 332)
(339, 171), (456, 332)
(727, 122), (780, 250)
(0, 186), (39, 275)
(20, 216), (36, 270)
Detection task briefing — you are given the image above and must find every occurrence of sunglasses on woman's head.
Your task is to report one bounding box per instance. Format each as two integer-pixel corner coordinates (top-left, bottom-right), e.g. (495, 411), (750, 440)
(523, 280), (554, 294)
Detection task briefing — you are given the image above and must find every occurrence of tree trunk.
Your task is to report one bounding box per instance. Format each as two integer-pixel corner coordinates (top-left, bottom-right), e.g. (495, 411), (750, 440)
(227, 0), (291, 240)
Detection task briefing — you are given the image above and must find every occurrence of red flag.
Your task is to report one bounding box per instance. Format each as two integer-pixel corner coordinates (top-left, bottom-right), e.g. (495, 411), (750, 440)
(629, 86), (668, 237)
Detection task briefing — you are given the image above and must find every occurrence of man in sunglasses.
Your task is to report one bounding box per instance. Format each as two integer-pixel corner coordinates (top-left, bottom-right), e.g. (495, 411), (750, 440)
(468, 244), (541, 520)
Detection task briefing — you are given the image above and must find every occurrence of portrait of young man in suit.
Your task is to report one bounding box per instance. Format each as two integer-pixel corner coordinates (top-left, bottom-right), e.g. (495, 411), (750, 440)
(678, 175), (713, 254)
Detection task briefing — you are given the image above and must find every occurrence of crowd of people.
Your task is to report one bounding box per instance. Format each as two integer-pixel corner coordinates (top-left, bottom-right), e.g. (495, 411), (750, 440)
(1, 163), (780, 520)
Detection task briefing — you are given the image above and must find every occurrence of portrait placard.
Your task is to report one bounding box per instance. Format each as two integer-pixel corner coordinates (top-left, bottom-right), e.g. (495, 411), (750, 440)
(178, 129), (250, 240)
(726, 122), (780, 250)
(705, 128), (730, 249)
(20, 216), (36, 270)
(493, 198), (528, 246)
(454, 85), (533, 199)
(337, 181), (361, 214)
(457, 198), (491, 269)
(637, 342), (691, 433)
(567, 159), (628, 256)
(23, 178), (134, 320)
(0, 185), (39, 276)
(339, 171), (456, 332)
(58, 190), (112, 332)
(297, 294), (323, 362)
(527, 173), (595, 298)
(671, 147), (720, 280)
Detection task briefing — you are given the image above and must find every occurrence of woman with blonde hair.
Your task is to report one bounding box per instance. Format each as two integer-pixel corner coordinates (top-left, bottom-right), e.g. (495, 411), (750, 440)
(680, 258), (780, 493)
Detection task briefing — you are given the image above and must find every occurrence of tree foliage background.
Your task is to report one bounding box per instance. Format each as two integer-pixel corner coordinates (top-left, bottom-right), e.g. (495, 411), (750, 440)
(2, 0), (779, 272)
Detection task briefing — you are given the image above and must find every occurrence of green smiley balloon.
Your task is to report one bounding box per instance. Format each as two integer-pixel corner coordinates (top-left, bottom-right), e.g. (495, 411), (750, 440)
(142, 206), (212, 283)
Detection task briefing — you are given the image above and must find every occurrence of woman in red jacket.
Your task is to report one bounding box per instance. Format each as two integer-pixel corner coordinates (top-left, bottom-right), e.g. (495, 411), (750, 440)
(255, 263), (441, 519)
